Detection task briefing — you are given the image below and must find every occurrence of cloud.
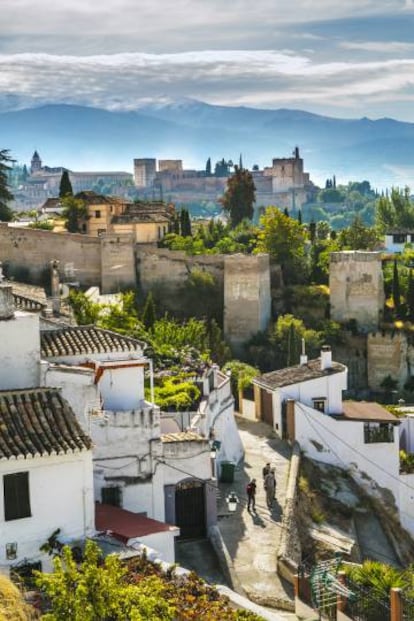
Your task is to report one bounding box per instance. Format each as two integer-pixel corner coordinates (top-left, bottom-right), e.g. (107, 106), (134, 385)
(1, 49), (414, 120)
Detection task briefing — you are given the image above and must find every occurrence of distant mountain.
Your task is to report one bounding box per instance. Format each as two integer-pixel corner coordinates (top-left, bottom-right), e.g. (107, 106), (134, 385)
(2, 101), (414, 187)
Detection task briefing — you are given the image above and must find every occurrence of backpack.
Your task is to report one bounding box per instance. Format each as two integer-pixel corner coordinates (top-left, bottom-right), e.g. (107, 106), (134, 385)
(246, 483), (253, 494)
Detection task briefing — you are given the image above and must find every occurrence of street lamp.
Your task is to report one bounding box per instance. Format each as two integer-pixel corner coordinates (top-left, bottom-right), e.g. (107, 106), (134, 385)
(227, 491), (238, 512)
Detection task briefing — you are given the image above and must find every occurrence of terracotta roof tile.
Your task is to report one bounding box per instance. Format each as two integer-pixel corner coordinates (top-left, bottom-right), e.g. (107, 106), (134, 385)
(41, 326), (145, 358)
(254, 358), (346, 390)
(0, 388), (91, 459)
(95, 502), (178, 542)
(340, 401), (399, 423)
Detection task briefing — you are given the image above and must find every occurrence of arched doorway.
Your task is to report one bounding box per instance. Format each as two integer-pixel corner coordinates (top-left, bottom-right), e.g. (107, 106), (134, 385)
(175, 479), (206, 538)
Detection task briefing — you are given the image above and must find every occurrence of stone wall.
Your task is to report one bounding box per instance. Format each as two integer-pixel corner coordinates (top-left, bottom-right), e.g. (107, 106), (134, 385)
(277, 442), (301, 583)
(0, 224), (136, 292)
(367, 331), (409, 390)
(223, 254), (272, 353)
(330, 251), (384, 332)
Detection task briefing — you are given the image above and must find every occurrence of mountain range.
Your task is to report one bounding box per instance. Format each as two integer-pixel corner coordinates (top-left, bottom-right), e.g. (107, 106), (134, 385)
(2, 99), (414, 188)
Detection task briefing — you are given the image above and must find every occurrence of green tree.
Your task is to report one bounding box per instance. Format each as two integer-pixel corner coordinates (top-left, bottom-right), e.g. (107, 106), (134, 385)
(309, 220), (316, 244)
(62, 196), (88, 233)
(35, 541), (174, 621)
(273, 314), (323, 368)
(407, 269), (414, 321)
(142, 292), (156, 330)
(255, 207), (308, 282)
(222, 166), (256, 227)
(0, 149), (15, 222)
(59, 170), (73, 197)
(223, 360), (259, 409)
(393, 259), (401, 317)
(69, 290), (100, 325)
(205, 157), (212, 176)
(376, 186), (414, 233)
(297, 209), (302, 225)
(338, 215), (380, 250)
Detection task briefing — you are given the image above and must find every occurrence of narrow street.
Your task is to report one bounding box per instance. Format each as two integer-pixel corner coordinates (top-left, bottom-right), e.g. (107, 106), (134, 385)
(217, 415), (297, 618)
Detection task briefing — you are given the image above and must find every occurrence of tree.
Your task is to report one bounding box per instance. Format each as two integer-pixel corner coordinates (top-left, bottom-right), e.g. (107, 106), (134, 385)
(255, 207), (308, 282)
(62, 196), (88, 233)
(223, 360), (259, 409)
(59, 170), (73, 197)
(142, 292), (156, 330)
(222, 166), (256, 227)
(35, 541), (174, 621)
(376, 186), (414, 233)
(297, 209), (302, 225)
(179, 209), (192, 237)
(0, 149), (15, 222)
(309, 220), (316, 244)
(407, 269), (414, 321)
(205, 157), (212, 176)
(338, 215), (381, 250)
(272, 314), (323, 368)
(393, 259), (401, 316)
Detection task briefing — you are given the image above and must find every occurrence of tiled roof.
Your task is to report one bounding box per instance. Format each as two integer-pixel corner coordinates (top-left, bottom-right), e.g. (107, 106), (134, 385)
(41, 326), (145, 358)
(254, 358), (346, 390)
(161, 431), (207, 443)
(341, 401), (399, 423)
(0, 388), (91, 459)
(95, 503), (178, 542)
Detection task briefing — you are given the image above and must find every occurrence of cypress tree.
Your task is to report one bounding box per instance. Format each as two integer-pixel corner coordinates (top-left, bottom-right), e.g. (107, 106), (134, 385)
(298, 209), (302, 225)
(59, 170), (73, 197)
(309, 220), (316, 243)
(206, 157), (212, 176)
(142, 292), (156, 330)
(283, 207), (289, 218)
(408, 269), (414, 321)
(393, 259), (401, 317)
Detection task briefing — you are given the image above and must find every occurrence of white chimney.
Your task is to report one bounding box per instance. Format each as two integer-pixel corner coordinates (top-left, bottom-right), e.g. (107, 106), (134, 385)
(0, 284), (15, 320)
(320, 345), (332, 370)
(300, 338), (308, 365)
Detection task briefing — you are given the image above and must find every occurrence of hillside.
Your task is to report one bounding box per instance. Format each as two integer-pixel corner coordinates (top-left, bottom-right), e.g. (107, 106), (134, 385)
(2, 101), (414, 186)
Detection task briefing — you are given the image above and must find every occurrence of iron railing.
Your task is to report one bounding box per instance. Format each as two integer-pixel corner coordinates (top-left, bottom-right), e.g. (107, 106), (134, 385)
(344, 578), (390, 621)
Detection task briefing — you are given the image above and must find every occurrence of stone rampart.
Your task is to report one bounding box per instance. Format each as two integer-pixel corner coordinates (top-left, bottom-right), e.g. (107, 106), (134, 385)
(367, 331), (409, 390)
(330, 251), (384, 332)
(224, 253), (271, 353)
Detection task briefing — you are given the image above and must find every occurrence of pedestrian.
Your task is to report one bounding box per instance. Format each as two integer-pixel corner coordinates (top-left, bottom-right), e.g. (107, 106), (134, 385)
(264, 469), (276, 508)
(262, 462), (271, 482)
(246, 478), (257, 512)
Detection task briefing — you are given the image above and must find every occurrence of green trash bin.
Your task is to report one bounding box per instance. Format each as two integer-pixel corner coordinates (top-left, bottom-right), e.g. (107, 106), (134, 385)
(220, 461), (235, 483)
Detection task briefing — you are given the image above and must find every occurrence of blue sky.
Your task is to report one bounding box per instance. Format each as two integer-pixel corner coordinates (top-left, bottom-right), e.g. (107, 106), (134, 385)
(1, 0), (414, 119)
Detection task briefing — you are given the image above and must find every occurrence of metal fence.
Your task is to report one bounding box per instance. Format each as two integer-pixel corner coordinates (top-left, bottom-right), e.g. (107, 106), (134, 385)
(344, 578), (390, 621)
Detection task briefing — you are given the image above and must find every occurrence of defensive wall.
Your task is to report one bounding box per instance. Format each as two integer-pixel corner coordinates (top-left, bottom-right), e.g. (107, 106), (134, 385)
(0, 224), (136, 292)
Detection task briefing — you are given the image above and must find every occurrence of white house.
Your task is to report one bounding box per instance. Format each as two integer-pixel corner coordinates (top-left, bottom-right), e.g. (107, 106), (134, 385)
(0, 283), (94, 575)
(253, 346), (348, 435)
(384, 231), (414, 254)
(40, 325), (216, 540)
(253, 346), (407, 528)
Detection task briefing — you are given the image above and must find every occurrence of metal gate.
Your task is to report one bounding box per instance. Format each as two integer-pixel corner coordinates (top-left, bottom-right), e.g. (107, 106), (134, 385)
(175, 479), (206, 539)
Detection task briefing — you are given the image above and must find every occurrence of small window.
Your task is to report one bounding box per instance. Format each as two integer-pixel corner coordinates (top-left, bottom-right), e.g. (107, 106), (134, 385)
(312, 399), (326, 413)
(97, 228), (106, 236)
(95, 210), (101, 219)
(4, 472), (31, 521)
(393, 234), (406, 244)
(101, 486), (121, 507)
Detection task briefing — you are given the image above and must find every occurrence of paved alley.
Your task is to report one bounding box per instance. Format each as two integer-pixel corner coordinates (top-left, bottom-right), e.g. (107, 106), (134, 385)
(217, 415), (297, 617)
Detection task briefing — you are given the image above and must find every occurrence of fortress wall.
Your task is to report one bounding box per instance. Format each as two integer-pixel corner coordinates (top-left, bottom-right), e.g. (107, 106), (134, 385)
(100, 234), (136, 293)
(0, 223), (101, 287)
(223, 253), (271, 353)
(330, 251), (384, 332)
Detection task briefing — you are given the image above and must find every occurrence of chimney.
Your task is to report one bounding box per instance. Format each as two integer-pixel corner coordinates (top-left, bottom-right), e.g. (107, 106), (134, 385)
(320, 345), (332, 371)
(50, 260), (61, 315)
(0, 284), (15, 320)
(300, 338), (308, 366)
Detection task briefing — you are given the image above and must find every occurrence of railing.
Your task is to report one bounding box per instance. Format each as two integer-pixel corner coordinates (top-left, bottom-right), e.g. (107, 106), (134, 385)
(363, 424), (394, 444)
(401, 591), (414, 621)
(344, 578), (390, 621)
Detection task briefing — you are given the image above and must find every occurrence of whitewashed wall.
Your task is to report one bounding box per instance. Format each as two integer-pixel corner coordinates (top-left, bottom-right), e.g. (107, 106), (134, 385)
(98, 365), (145, 410)
(0, 452), (94, 571)
(43, 365), (97, 429)
(294, 403), (400, 503)
(272, 369), (347, 430)
(129, 530), (178, 564)
(399, 472), (414, 536)
(0, 312), (40, 390)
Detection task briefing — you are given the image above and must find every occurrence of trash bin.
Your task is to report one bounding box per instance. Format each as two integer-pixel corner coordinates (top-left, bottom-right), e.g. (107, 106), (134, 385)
(220, 461), (235, 483)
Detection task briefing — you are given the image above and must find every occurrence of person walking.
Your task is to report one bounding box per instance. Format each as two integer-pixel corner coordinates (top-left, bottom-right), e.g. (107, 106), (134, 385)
(262, 462), (271, 482)
(264, 469), (276, 508)
(246, 478), (257, 512)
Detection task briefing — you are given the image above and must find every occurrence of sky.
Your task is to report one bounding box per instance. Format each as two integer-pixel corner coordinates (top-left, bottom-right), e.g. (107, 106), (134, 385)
(2, 0), (414, 120)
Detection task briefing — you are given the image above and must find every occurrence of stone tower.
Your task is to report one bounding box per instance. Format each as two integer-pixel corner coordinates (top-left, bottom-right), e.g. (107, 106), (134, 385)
(224, 253), (271, 354)
(329, 251), (384, 332)
(30, 150), (42, 174)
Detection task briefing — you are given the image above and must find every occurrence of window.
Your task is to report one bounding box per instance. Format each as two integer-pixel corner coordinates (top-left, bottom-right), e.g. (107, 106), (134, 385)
(312, 398), (326, 413)
(393, 234), (406, 244)
(4, 472), (31, 521)
(97, 228), (106, 236)
(95, 210), (101, 219)
(101, 486), (121, 507)
(364, 423), (394, 443)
